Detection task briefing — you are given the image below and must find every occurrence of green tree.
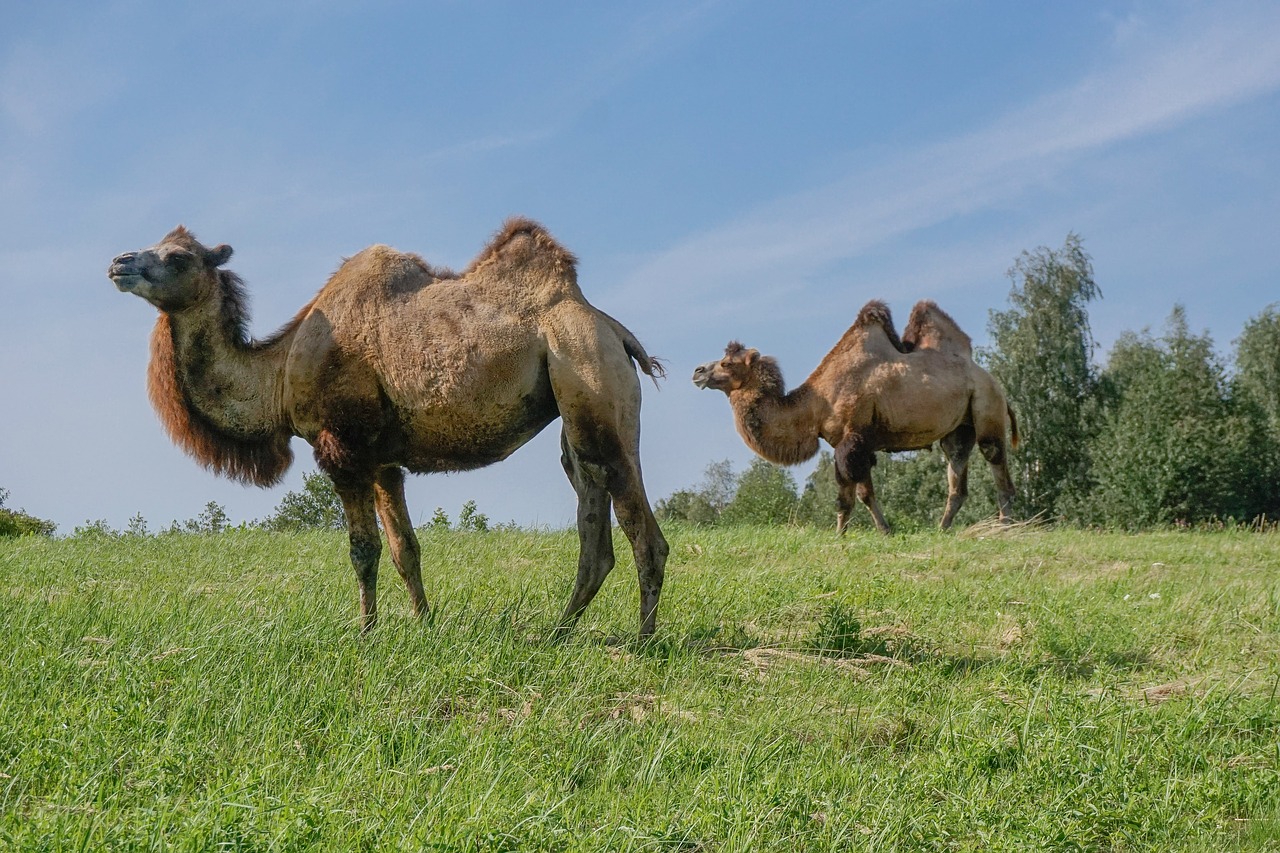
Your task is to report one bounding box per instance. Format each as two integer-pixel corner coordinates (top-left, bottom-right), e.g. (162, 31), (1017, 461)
(125, 513), (150, 537)
(1088, 307), (1251, 527)
(795, 451), (841, 529)
(263, 471), (345, 531)
(654, 459), (737, 525)
(721, 458), (798, 525)
(699, 459), (737, 517)
(73, 519), (117, 537)
(194, 501), (231, 534)
(0, 488), (56, 538)
(1231, 305), (1280, 519)
(877, 450), (996, 530)
(983, 234), (1102, 520)
(457, 500), (489, 532)
(654, 489), (719, 525)
(166, 501), (232, 535)
(873, 452), (950, 530)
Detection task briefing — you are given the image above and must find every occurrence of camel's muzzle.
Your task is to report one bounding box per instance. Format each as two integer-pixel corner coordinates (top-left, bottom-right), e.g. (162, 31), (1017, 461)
(691, 362), (715, 389)
(109, 267), (143, 292)
(109, 254), (148, 292)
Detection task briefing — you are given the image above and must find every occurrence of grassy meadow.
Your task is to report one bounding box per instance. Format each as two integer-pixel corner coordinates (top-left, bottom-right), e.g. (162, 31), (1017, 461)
(1, 524), (1278, 850)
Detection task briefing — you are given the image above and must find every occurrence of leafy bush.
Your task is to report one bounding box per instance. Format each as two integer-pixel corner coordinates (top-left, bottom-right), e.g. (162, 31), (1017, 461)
(1085, 308), (1255, 527)
(720, 459), (798, 525)
(655, 460), (736, 525)
(0, 488), (56, 538)
(456, 500), (489, 532)
(262, 472), (345, 532)
(163, 502), (233, 535)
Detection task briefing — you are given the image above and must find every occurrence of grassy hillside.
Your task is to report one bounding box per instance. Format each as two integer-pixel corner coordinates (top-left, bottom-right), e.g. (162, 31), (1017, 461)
(1, 526), (1277, 850)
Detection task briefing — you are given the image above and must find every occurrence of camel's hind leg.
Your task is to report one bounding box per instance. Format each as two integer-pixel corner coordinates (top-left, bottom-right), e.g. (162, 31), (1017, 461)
(557, 427), (667, 637)
(606, 454), (668, 637)
(979, 436), (1017, 523)
(972, 378), (1018, 523)
(556, 431), (617, 635)
(939, 425), (976, 530)
(549, 339), (668, 638)
(374, 466), (428, 618)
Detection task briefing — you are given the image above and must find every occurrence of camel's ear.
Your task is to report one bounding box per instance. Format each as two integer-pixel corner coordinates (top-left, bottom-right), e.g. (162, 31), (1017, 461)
(744, 348), (760, 366)
(206, 244), (234, 267)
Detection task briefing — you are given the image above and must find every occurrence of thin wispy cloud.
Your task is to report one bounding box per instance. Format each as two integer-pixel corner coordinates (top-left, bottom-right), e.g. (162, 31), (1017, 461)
(613, 3), (1280, 323)
(473, 0), (735, 151)
(556, 0), (734, 113)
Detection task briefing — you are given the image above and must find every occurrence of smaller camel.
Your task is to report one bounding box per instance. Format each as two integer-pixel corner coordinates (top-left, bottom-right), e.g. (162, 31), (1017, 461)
(692, 300), (1018, 533)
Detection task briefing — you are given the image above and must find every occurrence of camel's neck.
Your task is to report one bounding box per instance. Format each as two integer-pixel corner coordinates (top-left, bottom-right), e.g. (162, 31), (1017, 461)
(728, 381), (823, 466)
(147, 287), (298, 486)
(167, 304), (293, 427)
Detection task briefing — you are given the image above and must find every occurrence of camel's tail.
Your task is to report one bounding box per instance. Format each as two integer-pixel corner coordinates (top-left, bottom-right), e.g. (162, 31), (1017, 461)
(599, 310), (666, 386)
(1007, 404), (1020, 450)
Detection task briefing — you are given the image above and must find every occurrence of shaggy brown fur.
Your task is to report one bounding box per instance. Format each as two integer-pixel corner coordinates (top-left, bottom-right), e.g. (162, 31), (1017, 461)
(110, 218), (668, 635)
(693, 299), (1019, 534)
(147, 314), (295, 486)
(853, 300), (906, 352)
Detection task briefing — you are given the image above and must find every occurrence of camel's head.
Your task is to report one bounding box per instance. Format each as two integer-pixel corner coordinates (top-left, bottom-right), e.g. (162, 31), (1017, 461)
(108, 226), (234, 311)
(692, 341), (761, 393)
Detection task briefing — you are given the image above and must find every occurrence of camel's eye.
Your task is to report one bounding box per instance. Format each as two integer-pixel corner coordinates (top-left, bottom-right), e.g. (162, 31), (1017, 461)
(167, 252), (194, 273)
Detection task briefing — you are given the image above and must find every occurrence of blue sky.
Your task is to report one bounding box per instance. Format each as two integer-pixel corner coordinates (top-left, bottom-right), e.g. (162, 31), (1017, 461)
(3, 1), (1279, 533)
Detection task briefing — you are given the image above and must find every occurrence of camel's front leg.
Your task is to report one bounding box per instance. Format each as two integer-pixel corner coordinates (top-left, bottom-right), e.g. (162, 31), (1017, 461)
(374, 466), (428, 618)
(335, 480), (382, 632)
(856, 480), (891, 534)
(836, 437), (891, 535)
(836, 490), (855, 535)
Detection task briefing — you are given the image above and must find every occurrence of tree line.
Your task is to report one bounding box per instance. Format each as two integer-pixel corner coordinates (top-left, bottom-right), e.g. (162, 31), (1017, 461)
(5, 233), (1275, 537)
(659, 234), (1280, 531)
(0, 473), (498, 538)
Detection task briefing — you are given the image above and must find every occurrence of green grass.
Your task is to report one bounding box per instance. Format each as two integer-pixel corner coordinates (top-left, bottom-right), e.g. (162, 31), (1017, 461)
(1, 525), (1278, 851)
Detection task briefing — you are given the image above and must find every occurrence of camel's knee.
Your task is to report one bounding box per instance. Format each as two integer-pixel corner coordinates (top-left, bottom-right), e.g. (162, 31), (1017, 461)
(978, 437), (1006, 465)
(349, 534), (381, 580)
(647, 528), (670, 569)
(389, 531), (422, 580)
(855, 481), (878, 507)
(579, 536), (616, 576)
(940, 424), (975, 458)
(638, 553), (665, 595)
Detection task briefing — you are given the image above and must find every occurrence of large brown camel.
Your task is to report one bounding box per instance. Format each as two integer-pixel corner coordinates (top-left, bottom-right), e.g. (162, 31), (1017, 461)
(108, 219), (669, 635)
(692, 300), (1019, 534)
